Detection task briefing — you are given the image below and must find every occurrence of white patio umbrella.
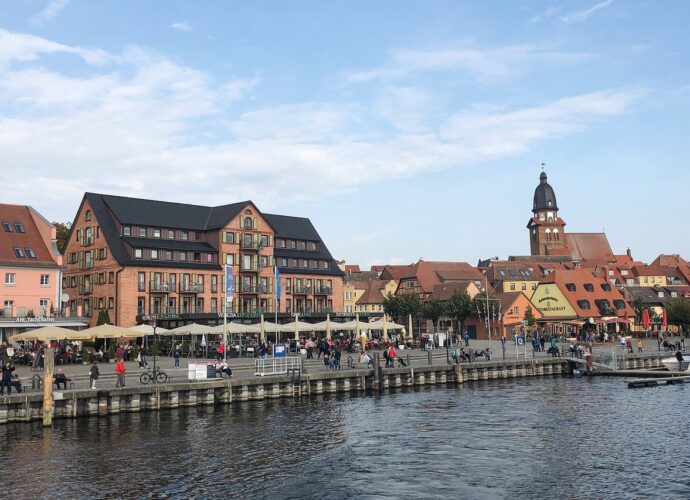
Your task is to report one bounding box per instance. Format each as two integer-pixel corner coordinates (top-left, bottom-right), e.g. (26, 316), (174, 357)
(129, 324), (170, 335)
(9, 326), (93, 342)
(81, 323), (143, 339)
(169, 323), (214, 357)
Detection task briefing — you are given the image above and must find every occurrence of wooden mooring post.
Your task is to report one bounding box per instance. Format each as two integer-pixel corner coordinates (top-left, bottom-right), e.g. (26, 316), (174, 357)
(43, 348), (54, 427)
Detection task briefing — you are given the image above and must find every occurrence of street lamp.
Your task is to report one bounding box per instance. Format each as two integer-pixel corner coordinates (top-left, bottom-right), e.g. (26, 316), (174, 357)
(151, 317), (158, 383)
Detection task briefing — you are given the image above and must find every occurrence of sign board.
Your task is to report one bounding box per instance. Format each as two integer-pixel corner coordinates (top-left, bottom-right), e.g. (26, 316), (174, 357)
(195, 364), (208, 379)
(514, 334), (526, 346)
(273, 343), (287, 358)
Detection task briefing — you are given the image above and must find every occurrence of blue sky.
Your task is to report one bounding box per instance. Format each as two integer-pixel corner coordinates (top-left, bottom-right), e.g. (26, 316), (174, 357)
(1, 1), (688, 268)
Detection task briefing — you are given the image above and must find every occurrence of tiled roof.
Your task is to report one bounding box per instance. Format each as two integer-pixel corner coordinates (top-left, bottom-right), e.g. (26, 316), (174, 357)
(356, 280), (388, 305)
(429, 282), (472, 301)
(0, 204), (59, 268)
(564, 233), (615, 264)
(402, 261), (483, 294)
(542, 269), (633, 318)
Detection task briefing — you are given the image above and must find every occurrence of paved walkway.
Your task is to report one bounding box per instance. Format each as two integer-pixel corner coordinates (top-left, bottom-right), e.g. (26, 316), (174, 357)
(8, 337), (685, 393)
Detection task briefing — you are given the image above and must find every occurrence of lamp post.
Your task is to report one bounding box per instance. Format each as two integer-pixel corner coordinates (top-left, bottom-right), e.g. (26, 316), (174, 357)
(151, 317), (158, 383)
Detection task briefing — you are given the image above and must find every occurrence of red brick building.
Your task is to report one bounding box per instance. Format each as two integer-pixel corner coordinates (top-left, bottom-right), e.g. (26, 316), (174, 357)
(62, 193), (344, 327)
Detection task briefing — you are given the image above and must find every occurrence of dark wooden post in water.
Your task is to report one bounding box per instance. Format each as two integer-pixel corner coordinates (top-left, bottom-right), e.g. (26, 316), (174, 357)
(43, 348), (54, 427)
(373, 353), (381, 390)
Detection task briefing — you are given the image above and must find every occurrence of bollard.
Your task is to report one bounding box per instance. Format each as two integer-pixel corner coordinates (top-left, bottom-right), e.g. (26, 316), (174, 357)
(428, 350), (432, 365)
(407, 353), (411, 367)
(43, 347), (55, 427)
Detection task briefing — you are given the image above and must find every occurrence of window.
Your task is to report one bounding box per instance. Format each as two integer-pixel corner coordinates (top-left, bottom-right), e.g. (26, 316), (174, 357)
(310, 242), (317, 251)
(565, 283), (576, 292)
(179, 251), (186, 261)
(657, 291), (664, 298)
(96, 227), (100, 238)
(510, 283), (516, 291)
(193, 252), (201, 262)
(181, 231), (188, 240)
(85, 227), (94, 245)
(260, 235), (268, 247)
(164, 250), (172, 260)
(281, 258), (287, 267)
(85, 210), (92, 221)
(577, 300), (591, 310)
(168, 229), (175, 239)
(244, 209), (252, 215)
(532, 283), (537, 290)
(151, 249), (158, 260)
(108, 272), (114, 284)
(98, 248), (107, 260)
(300, 241), (306, 250)
(40, 274), (50, 286)
(139, 227), (147, 237)
(290, 240), (296, 249)
(134, 248), (143, 259)
(608, 270), (614, 276)
(138, 272), (145, 292)
(225, 254), (234, 265)
(244, 217), (252, 229)
(2, 222), (13, 232)
(521, 283), (526, 291)
(613, 300), (626, 309)
(13, 247), (25, 258)
(583, 283), (594, 292)
(405, 281), (414, 289)
(224, 232), (234, 244)
(5, 273), (15, 285)
(322, 261), (329, 269)
(601, 283), (612, 292)
(153, 229), (161, 238)
(108, 297), (114, 309)
(621, 270), (629, 276)
(123, 226), (131, 236)
(14, 223), (25, 233)
(279, 239), (286, 248)
(71, 276), (76, 287)
(98, 297), (104, 309)
(302, 260), (308, 268)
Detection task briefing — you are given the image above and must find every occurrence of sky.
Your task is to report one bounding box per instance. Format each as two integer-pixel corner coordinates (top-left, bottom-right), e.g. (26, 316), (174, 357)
(1, 1), (689, 269)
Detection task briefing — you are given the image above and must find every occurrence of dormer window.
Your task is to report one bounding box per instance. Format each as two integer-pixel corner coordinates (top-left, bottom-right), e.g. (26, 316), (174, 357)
(2, 222), (13, 232)
(123, 226), (131, 236)
(565, 283), (576, 292)
(583, 283), (594, 292)
(601, 283), (612, 292)
(13, 247), (25, 258)
(14, 223), (25, 233)
(139, 227), (146, 237)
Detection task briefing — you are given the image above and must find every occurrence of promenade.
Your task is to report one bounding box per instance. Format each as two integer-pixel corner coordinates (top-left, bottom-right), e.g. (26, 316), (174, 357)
(9, 337), (680, 392)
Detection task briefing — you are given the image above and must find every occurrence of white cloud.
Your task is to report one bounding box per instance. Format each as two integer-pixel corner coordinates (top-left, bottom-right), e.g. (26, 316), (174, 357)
(170, 22), (193, 32)
(344, 44), (592, 84)
(0, 29), (110, 66)
(561, 0), (614, 23)
(0, 29), (643, 223)
(30, 0), (71, 26)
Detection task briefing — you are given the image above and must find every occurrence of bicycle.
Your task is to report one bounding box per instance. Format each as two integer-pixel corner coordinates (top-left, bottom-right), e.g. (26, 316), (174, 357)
(139, 367), (168, 384)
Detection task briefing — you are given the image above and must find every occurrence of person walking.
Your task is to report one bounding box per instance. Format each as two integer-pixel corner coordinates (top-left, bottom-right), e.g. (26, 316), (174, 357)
(334, 348), (341, 370)
(174, 345), (181, 368)
(115, 358), (126, 387)
(636, 339), (643, 353)
(463, 332), (470, 347)
(217, 341), (225, 361)
(388, 345), (397, 367)
(89, 360), (99, 389)
(139, 346), (148, 369)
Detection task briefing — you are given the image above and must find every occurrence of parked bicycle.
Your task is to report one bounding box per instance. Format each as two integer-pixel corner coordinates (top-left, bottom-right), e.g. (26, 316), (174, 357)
(139, 367), (168, 384)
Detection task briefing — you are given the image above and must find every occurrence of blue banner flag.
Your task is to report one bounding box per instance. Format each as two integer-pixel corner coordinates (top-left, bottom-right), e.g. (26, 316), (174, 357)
(275, 265), (281, 302)
(225, 264), (234, 302)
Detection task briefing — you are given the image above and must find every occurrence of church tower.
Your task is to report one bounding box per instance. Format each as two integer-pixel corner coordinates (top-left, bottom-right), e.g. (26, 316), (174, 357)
(527, 170), (567, 256)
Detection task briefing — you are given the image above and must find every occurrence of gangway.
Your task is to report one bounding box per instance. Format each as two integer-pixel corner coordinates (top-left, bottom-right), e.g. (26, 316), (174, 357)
(254, 356), (301, 376)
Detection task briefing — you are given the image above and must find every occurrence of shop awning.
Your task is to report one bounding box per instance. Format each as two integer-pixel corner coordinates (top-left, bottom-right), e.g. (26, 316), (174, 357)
(0, 321), (87, 328)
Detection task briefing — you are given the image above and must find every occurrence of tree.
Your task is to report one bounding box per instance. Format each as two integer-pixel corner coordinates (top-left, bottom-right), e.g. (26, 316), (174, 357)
(448, 290), (474, 333)
(96, 308), (111, 326)
(383, 293), (402, 323)
(523, 306), (536, 327)
(665, 297), (690, 329)
(397, 293), (422, 320)
(423, 298), (447, 332)
(53, 221), (71, 253)
(631, 297), (645, 324)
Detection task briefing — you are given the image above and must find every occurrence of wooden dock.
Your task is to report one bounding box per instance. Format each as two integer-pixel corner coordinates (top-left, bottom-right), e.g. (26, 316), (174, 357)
(628, 375), (690, 388)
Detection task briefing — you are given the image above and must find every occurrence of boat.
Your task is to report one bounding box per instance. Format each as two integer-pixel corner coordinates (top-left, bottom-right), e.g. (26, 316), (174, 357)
(661, 355), (690, 373)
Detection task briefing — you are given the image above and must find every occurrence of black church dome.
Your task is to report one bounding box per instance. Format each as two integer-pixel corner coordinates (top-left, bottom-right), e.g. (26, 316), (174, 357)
(533, 171), (558, 212)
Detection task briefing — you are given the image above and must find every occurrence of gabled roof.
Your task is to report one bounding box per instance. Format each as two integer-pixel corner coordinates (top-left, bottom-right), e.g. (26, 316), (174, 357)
(379, 264), (415, 282)
(541, 269), (633, 318)
(484, 263), (539, 282)
(400, 261), (483, 294)
(429, 282), (472, 301)
(355, 280), (389, 305)
(0, 204), (59, 268)
(263, 213), (321, 241)
(564, 233), (615, 264)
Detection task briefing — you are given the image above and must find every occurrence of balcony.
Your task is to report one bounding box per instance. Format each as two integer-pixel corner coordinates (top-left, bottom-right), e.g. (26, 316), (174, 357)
(240, 284), (269, 294)
(149, 281), (177, 293)
(180, 283), (204, 294)
(293, 285), (313, 295)
(315, 286), (332, 295)
(240, 240), (262, 251)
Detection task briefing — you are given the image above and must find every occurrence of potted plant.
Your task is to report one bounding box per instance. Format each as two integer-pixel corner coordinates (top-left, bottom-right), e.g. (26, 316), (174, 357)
(82, 349), (90, 364)
(107, 344), (116, 362)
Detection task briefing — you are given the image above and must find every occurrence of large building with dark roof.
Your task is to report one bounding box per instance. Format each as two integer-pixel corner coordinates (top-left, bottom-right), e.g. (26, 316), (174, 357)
(62, 193), (344, 327)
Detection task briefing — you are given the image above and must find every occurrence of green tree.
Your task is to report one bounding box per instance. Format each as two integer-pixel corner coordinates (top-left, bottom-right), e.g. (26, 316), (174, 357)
(96, 308), (111, 326)
(53, 221), (71, 253)
(631, 297), (645, 324)
(448, 290), (474, 333)
(383, 293), (402, 322)
(523, 306), (537, 327)
(397, 292), (423, 320)
(665, 297), (690, 328)
(423, 298), (447, 332)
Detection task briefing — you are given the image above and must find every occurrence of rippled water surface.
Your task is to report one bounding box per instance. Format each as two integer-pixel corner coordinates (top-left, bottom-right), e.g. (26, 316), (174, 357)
(2, 377), (690, 499)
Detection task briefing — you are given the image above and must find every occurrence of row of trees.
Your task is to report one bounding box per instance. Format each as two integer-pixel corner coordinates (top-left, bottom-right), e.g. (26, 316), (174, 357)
(383, 291), (480, 333)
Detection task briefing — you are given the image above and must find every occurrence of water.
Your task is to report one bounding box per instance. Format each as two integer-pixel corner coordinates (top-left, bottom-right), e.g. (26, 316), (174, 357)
(2, 377), (690, 499)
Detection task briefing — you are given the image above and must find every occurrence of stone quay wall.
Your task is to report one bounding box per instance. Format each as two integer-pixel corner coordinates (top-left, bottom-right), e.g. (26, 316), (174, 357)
(0, 358), (582, 425)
